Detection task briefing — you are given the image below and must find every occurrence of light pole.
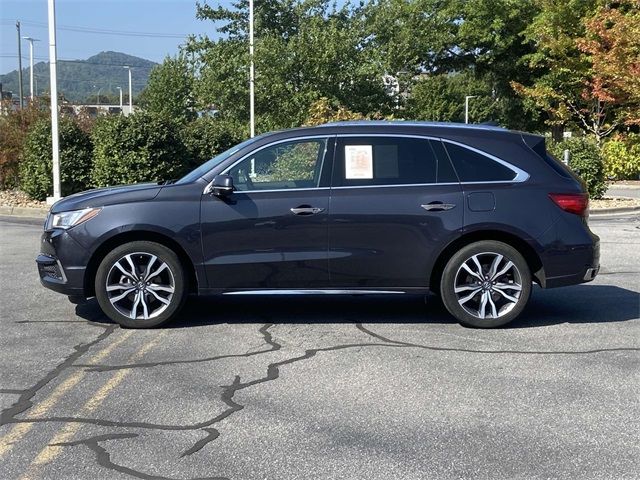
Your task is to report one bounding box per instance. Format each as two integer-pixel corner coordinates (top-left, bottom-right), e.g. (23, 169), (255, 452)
(93, 85), (102, 105)
(465, 95), (477, 124)
(16, 21), (24, 109)
(47, 0), (61, 202)
(249, 0), (255, 137)
(22, 36), (40, 100)
(117, 86), (123, 110)
(123, 66), (132, 114)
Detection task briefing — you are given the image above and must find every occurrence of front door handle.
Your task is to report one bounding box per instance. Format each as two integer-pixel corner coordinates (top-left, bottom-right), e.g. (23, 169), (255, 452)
(421, 202), (456, 212)
(291, 206), (325, 216)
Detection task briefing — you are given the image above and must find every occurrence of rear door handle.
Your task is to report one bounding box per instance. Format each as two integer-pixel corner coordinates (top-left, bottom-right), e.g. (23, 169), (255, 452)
(291, 206), (325, 215)
(421, 202), (456, 212)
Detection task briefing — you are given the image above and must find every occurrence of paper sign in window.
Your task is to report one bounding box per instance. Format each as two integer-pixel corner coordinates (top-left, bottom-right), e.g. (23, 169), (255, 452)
(345, 145), (373, 179)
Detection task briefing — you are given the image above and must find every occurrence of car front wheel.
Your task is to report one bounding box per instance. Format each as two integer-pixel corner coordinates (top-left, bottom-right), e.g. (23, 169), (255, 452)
(440, 240), (532, 328)
(95, 241), (187, 328)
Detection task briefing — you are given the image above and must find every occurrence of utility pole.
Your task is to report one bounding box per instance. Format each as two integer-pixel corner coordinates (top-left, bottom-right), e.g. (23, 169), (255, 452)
(47, 0), (61, 202)
(117, 86), (123, 110)
(465, 95), (477, 124)
(23, 37), (40, 100)
(249, 0), (255, 137)
(16, 21), (24, 109)
(124, 66), (132, 114)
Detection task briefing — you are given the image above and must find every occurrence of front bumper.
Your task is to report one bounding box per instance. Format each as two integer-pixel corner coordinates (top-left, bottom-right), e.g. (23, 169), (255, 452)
(36, 229), (89, 297)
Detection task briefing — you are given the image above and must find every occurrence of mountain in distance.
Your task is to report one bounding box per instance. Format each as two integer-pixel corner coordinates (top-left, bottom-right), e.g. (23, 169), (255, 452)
(0, 51), (157, 103)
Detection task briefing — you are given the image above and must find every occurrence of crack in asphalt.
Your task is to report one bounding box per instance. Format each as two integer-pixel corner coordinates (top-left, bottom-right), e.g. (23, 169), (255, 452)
(0, 389), (25, 395)
(54, 433), (229, 480)
(354, 323), (640, 355)
(7, 321), (640, 478)
(78, 324), (282, 373)
(0, 323), (117, 425)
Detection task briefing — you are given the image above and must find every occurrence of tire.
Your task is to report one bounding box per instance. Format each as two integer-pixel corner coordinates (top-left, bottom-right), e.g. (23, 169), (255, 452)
(440, 240), (532, 328)
(95, 241), (187, 328)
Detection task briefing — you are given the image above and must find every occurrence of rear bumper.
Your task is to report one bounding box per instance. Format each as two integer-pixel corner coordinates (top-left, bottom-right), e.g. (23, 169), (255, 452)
(543, 238), (600, 288)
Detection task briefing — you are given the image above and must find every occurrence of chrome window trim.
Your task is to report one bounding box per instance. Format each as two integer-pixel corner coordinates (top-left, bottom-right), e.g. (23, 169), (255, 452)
(204, 135), (332, 195)
(204, 132), (530, 194)
(441, 138), (530, 183)
(334, 133), (529, 185)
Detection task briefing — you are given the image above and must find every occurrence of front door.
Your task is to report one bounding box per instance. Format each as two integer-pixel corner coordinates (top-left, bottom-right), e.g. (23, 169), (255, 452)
(328, 135), (464, 288)
(201, 136), (333, 290)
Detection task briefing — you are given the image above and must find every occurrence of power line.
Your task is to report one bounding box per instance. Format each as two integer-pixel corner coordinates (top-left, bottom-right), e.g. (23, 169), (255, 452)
(1, 18), (191, 38)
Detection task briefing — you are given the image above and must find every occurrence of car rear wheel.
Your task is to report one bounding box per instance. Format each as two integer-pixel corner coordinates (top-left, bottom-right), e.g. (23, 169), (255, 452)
(440, 240), (532, 328)
(95, 241), (187, 328)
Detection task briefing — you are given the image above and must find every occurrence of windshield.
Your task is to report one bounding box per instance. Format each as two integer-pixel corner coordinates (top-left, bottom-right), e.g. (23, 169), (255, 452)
(176, 135), (265, 184)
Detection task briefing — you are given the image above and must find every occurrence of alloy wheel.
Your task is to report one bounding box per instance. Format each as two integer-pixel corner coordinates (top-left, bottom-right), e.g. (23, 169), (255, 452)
(105, 252), (175, 320)
(453, 252), (523, 320)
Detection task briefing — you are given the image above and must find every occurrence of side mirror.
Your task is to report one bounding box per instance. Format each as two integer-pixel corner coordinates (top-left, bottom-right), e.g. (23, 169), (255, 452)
(206, 174), (234, 196)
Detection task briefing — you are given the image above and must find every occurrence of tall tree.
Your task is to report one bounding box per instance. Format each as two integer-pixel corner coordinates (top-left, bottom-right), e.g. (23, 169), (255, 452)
(511, 0), (637, 142)
(366, 0), (541, 129)
(139, 55), (196, 123)
(577, 0), (640, 129)
(190, 0), (392, 131)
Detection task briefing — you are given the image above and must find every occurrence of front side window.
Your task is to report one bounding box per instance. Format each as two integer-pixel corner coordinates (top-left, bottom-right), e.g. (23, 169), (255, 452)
(334, 136), (443, 187)
(227, 138), (328, 191)
(443, 142), (517, 182)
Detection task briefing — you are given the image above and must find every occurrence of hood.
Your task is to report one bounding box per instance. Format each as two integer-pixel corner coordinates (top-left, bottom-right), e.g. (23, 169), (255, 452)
(50, 183), (162, 213)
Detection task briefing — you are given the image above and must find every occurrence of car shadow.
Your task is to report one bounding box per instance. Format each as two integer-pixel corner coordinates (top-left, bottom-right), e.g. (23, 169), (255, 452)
(75, 284), (639, 329)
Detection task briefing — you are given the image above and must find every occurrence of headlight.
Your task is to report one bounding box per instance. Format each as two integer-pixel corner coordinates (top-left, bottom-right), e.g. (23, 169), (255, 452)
(46, 207), (102, 230)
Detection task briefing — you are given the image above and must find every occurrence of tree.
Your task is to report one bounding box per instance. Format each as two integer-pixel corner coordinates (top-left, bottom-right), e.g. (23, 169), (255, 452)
(577, 0), (640, 128)
(189, 0), (392, 131)
(138, 55), (196, 123)
(511, 0), (639, 142)
(407, 71), (528, 125)
(366, 0), (542, 129)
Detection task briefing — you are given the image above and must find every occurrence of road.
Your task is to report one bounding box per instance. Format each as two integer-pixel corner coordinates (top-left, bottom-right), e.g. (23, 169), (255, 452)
(0, 214), (638, 480)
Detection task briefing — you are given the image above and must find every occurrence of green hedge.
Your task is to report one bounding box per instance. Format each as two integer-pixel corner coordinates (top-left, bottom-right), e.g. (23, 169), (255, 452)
(91, 112), (192, 187)
(548, 137), (607, 199)
(19, 118), (93, 201)
(180, 116), (246, 166)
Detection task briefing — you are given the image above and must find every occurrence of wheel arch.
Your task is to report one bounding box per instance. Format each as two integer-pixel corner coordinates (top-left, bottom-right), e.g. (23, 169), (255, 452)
(430, 230), (545, 292)
(84, 230), (199, 298)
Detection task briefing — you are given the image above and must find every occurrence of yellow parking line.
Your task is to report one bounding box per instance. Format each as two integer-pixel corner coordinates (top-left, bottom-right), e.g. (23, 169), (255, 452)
(0, 330), (134, 459)
(19, 331), (168, 480)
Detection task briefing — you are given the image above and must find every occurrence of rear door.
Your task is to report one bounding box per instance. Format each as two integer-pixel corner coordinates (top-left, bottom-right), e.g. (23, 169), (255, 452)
(328, 135), (463, 288)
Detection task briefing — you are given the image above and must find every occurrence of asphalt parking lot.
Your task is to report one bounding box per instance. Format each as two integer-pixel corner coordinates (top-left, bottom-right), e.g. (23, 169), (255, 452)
(0, 213), (638, 480)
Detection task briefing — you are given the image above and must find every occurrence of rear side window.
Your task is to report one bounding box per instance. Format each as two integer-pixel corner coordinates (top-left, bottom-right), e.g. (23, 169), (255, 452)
(444, 142), (517, 182)
(334, 136), (455, 187)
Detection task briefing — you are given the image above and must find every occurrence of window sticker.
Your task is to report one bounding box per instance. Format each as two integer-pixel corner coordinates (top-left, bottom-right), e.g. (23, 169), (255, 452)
(345, 145), (373, 179)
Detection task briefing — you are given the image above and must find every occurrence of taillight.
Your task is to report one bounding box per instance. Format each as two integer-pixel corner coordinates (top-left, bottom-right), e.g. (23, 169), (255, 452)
(549, 193), (589, 216)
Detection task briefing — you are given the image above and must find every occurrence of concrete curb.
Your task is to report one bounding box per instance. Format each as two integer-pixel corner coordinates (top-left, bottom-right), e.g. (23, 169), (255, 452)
(607, 184), (640, 190)
(0, 206), (49, 218)
(590, 205), (640, 216)
(1, 204), (639, 220)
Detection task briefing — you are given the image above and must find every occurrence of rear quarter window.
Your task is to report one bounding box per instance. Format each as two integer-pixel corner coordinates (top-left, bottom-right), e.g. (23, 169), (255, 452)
(444, 142), (517, 182)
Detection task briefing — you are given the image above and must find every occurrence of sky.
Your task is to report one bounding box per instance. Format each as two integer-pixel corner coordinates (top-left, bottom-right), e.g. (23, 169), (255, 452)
(0, 0), (232, 75)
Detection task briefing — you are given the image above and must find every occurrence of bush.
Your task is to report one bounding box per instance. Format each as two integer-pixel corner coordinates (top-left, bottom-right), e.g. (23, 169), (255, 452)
(548, 137), (607, 199)
(602, 134), (640, 180)
(91, 112), (192, 187)
(181, 116), (246, 166)
(0, 103), (48, 189)
(19, 118), (93, 200)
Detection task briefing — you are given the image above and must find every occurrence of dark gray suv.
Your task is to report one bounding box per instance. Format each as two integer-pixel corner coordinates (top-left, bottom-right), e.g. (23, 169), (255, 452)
(37, 121), (600, 328)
